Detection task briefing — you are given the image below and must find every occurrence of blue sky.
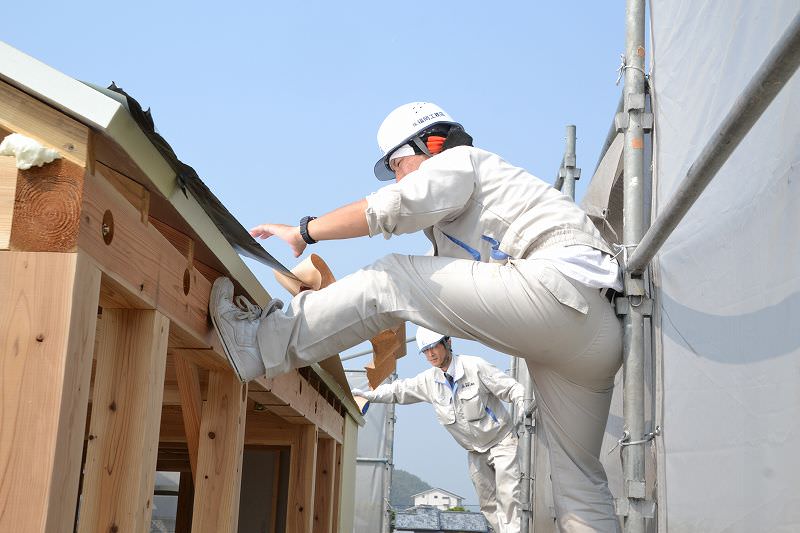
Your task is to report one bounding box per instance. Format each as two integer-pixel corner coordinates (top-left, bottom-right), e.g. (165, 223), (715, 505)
(4, 1), (625, 507)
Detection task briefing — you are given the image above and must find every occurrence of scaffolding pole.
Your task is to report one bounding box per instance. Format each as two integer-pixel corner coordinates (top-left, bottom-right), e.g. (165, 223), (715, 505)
(559, 125), (580, 200)
(384, 375), (397, 533)
(626, 9), (800, 274)
(621, 0), (648, 532)
(512, 357), (535, 533)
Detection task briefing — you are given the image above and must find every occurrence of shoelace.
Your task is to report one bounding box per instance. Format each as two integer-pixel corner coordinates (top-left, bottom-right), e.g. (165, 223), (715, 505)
(233, 295), (284, 321)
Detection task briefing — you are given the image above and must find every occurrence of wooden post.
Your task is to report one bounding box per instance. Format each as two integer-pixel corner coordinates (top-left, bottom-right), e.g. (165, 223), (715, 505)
(331, 443), (343, 533)
(77, 308), (170, 533)
(174, 352), (204, 479)
(191, 371), (248, 533)
(175, 472), (195, 533)
(0, 156), (16, 249)
(286, 424), (318, 533)
(0, 251), (101, 531)
(314, 436), (337, 533)
(337, 416), (359, 533)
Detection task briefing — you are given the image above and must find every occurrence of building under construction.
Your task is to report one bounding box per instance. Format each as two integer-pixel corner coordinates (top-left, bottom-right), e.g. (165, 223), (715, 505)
(2, 0), (800, 532)
(0, 40), (365, 532)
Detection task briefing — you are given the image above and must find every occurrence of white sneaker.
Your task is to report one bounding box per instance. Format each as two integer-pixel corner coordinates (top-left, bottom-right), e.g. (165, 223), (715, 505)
(209, 277), (283, 382)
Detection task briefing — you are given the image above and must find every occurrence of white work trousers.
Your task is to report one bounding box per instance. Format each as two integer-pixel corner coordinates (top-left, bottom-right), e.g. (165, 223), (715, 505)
(257, 253), (622, 532)
(469, 431), (522, 533)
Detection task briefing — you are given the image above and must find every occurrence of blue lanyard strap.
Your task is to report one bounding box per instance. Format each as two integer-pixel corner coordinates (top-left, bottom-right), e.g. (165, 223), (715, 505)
(442, 232), (512, 261)
(481, 235), (511, 261)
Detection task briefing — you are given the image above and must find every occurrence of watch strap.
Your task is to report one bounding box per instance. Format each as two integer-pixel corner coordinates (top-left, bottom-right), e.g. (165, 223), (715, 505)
(299, 216), (318, 245)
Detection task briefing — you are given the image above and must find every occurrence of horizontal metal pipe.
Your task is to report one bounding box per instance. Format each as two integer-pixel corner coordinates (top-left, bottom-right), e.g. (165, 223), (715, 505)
(553, 155), (566, 191)
(594, 92), (625, 174)
(340, 336), (416, 361)
(627, 10), (800, 273)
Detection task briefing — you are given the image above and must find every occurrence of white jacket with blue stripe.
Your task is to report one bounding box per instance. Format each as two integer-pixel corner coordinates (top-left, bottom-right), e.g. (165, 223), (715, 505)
(364, 145), (614, 264)
(368, 355), (524, 453)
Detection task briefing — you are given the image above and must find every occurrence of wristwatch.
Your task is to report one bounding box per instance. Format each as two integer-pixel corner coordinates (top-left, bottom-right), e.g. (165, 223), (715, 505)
(299, 216), (318, 245)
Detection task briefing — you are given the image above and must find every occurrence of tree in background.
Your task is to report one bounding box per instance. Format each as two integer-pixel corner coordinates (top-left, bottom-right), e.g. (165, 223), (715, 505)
(390, 469), (432, 509)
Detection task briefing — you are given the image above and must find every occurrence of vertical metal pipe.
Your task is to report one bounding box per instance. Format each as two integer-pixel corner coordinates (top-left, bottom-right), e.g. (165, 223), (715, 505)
(622, 0), (647, 532)
(384, 374), (397, 533)
(516, 359), (534, 533)
(562, 125), (578, 200)
(626, 9), (800, 274)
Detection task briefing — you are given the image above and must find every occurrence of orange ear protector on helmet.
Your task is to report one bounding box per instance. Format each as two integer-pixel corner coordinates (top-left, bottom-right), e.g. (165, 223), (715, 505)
(426, 135), (447, 155)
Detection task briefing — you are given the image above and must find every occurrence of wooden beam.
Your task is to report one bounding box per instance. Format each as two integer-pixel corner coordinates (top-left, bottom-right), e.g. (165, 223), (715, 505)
(0, 79), (89, 167)
(149, 216), (195, 266)
(313, 437), (337, 533)
(193, 258), (223, 284)
(285, 424), (318, 533)
(0, 251), (101, 532)
(191, 371), (248, 533)
(244, 409), (301, 447)
(251, 370), (344, 443)
(95, 160), (150, 224)
(174, 353), (204, 479)
(160, 405), (189, 443)
(77, 308), (170, 533)
(0, 156), (15, 249)
(78, 168), (224, 358)
(7, 158), (86, 252)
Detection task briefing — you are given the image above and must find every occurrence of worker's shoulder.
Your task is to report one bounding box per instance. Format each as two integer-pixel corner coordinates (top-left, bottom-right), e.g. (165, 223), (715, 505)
(418, 366), (440, 381)
(437, 144), (494, 160)
(457, 354), (490, 368)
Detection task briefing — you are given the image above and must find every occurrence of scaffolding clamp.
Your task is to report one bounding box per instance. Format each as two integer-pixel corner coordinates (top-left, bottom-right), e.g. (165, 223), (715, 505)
(615, 498), (656, 519)
(615, 110), (653, 132)
(615, 296), (653, 317)
(558, 165), (581, 180)
(615, 265), (653, 316)
(608, 427), (661, 455)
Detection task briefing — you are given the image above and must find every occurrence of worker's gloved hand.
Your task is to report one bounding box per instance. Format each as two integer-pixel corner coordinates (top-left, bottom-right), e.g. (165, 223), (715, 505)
(513, 398), (536, 427)
(351, 388), (376, 401)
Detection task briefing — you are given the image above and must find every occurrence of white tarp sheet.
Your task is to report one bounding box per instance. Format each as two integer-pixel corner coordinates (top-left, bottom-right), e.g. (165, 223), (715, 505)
(347, 371), (393, 533)
(649, 1), (800, 531)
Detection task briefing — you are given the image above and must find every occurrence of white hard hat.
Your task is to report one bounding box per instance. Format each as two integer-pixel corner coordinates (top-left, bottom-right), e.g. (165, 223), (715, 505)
(373, 102), (460, 181)
(416, 326), (449, 353)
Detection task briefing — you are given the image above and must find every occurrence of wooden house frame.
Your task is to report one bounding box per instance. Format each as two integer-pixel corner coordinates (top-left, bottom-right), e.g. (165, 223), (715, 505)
(0, 42), (363, 532)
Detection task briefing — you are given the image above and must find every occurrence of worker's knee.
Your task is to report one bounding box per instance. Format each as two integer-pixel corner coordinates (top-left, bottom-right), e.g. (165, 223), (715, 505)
(370, 252), (408, 273)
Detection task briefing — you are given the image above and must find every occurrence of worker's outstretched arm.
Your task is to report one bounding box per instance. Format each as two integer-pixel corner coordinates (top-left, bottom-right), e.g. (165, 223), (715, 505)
(352, 374), (431, 405)
(250, 198), (369, 257)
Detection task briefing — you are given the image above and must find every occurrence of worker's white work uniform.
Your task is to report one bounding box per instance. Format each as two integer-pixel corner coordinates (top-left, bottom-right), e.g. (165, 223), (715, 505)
(368, 354), (524, 532)
(257, 146), (623, 532)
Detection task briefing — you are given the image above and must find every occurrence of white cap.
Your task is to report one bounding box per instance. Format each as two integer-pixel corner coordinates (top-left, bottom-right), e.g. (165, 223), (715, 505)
(416, 325), (448, 353)
(388, 144), (415, 162)
(373, 102), (459, 181)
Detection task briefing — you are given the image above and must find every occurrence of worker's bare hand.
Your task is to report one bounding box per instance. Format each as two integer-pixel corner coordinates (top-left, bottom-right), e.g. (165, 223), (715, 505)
(250, 223), (307, 257)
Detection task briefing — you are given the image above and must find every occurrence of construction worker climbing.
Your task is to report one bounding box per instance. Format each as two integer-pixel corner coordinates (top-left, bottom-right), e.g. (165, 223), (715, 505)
(210, 101), (624, 532)
(352, 325), (530, 533)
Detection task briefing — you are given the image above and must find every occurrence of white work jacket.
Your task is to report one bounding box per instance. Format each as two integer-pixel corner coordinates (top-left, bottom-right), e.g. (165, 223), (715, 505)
(369, 355), (524, 453)
(365, 146), (614, 263)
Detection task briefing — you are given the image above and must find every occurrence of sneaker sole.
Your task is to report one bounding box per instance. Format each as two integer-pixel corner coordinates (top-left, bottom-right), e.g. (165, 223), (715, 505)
(209, 278), (246, 383)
